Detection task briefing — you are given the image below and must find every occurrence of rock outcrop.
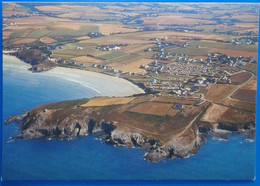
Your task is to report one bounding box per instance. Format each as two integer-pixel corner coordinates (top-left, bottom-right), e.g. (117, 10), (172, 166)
(198, 121), (255, 140)
(145, 129), (203, 162)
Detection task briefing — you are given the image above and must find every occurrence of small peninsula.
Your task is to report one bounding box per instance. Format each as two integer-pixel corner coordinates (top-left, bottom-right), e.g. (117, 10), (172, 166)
(5, 95), (255, 162)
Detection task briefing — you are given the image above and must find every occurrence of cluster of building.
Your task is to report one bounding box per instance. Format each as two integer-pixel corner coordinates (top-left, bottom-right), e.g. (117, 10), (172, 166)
(164, 63), (217, 77)
(167, 27), (204, 33)
(48, 45), (63, 50)
(159, 53), (251, 77)
(150, 39), (188, 60)
(3, 21), (17, 29)
(145, 78), (196, 96)
(152, 50), (171, 60)
(143, 71), (221, 96)
(193, 76), (216, 87)
(91, 64), (125, 74)
(241, 31), (257, 36)
(218, 75), (232, 84)
(87, 32), (104, 38)
(96, 45), (122, 51)
(231, 37), (257, 45)
(137, 51), (255, 96)
(3, 14), (30, 19)
(203, 53), (254, 67)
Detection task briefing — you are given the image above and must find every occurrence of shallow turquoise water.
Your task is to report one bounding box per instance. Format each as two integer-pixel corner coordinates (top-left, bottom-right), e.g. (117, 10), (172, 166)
(1, 58), (255, 180)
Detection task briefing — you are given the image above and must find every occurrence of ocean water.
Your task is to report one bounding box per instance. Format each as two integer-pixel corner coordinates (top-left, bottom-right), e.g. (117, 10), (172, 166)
(1, 56), (255, 180)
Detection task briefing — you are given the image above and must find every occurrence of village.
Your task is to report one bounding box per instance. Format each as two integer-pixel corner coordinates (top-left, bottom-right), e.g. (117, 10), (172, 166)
(231, 37), (258, 45)
(88, 50), (253, 98)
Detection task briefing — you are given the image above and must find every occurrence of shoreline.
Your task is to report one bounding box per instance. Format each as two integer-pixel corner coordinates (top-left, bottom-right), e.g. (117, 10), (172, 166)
(3, 54), (145, 97)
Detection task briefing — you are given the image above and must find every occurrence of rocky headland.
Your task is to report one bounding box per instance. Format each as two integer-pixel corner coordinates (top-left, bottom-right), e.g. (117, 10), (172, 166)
(5, 96), (255, 162)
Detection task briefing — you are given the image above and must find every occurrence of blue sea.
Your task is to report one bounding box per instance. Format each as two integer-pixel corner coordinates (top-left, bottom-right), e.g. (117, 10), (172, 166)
(1, 55), (255, 181)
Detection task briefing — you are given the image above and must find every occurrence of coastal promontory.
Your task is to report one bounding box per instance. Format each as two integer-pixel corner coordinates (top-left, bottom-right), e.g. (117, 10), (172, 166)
(5, 95), (255, 162)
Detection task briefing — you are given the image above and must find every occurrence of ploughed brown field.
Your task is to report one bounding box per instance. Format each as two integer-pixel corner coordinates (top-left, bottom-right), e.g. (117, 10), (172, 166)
(222, 98), (256, 112)
(202, 103), (255, 124)
(220, 107), (255, 123)
(231, 89), (256, 102)
(230, 72), (252, 84)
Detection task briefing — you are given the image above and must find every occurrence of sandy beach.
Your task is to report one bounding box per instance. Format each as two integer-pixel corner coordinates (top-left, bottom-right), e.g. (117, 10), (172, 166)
(3, 54), (144, 97)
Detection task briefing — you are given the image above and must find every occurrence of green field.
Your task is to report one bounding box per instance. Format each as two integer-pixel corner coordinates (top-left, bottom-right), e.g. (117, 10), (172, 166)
(113, 53), (140, 62)
(99, 50), (126, 60)
(10, 29), (28, 38)
(27, 29), (51, 38)
(168, 46), (209, 57)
